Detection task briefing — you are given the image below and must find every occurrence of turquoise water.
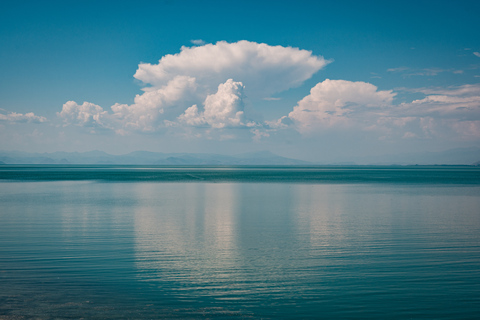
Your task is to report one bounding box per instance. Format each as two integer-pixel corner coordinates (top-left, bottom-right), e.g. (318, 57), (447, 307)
(1, 166), (480, 319)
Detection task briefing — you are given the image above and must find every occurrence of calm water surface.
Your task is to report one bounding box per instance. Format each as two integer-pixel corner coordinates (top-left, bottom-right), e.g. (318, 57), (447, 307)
(1, 166), (480, 319)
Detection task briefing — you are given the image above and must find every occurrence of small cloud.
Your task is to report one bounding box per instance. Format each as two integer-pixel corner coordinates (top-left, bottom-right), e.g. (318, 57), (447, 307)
(465, 48), (471, 50)
(474, 52), (480, 58)
(265, 116), (292, 129)
(263, 97), (282, 101)
(453, 70), (464, 74)
(403, 132), (417, 139)
(190, 39), (205, 46)
(57, 101), (108, 128)
(0, 111), (47, 123)
(251, 128), (270, 141)
(387, 67), (409, 72)
(411, 68), (445, 76)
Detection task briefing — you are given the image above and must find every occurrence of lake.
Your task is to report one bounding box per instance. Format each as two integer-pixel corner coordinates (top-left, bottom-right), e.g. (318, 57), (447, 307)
(1, 166), (480, 319)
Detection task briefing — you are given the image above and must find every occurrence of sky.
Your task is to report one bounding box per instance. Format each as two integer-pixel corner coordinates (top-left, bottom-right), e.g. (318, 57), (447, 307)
(1, 0), (479, 162)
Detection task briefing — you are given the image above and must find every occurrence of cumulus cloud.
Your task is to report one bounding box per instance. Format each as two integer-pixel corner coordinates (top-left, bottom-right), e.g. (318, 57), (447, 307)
(278, 80), (480, 141)
(251, 128), (270, 141)
(134, 40), (329, 99)
(406, 84), (480, 118)
(57, 101), (109, 127)
(394, 84), (480, 139)
(0, 111), (47, 123)
(57, 41), (329, 137)
(288, 79), (395, 131)
(405, 95), (480, 119)
(52, 40), (478, 143)
(111, 75), (198, 132)
(178, 79), (255, 129)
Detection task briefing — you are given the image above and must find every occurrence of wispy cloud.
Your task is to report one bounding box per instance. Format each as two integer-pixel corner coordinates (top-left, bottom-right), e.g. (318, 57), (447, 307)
(410, 68), (447, 76)
(388, 66), (465, 77)
(387, 67), (409, 73)
(410, 84), (480, 96)
(474, 52), (480, 58)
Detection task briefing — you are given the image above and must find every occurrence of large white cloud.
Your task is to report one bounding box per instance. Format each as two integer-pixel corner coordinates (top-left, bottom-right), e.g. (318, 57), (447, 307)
(57, 41), (329, 135)
(134, 40), (329, 99)
(283, 80), (480, 141)
(52, 40), (479, 143)
(288, 79), (395, 131)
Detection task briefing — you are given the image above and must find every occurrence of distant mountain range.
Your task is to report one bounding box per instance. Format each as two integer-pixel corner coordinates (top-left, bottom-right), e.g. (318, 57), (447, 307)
(0, 150), (310, 165)
(1, 147), (479, 165)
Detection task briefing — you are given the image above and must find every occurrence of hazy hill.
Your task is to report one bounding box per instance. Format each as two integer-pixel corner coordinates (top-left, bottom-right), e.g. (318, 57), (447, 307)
(0, 150), (310, 165)
(1, 147), (480, 165)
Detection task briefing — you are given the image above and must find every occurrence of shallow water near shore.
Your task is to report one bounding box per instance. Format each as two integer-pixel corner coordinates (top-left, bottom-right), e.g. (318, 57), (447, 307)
(1, 166), (480, 319)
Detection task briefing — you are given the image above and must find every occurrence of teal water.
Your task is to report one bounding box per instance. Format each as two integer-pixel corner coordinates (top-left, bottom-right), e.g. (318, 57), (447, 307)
(1, 166), (480, 319)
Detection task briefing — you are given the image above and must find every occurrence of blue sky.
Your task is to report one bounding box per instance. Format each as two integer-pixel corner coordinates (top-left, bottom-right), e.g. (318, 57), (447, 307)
(1, 0), (479, 161)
